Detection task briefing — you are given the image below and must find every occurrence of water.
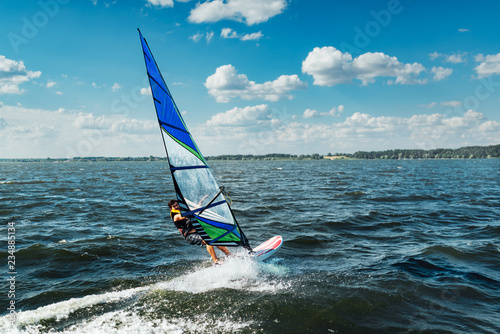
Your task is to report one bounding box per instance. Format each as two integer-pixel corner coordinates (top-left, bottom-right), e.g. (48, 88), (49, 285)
(1, 159), (499, 333)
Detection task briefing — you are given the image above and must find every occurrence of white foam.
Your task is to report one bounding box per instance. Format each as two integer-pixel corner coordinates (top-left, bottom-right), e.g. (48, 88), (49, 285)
(155, 255), (289, 294)
(2, 309), (253, 334)
(0, 256), (289, 333)
(0, 285), (149, 332)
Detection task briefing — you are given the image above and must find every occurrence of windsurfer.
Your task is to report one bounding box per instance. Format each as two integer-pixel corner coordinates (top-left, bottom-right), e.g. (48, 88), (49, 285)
(168, 199), (231, 264)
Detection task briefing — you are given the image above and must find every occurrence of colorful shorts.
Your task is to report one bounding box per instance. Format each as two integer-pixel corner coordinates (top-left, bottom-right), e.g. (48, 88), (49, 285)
(185, 233), (204, 246)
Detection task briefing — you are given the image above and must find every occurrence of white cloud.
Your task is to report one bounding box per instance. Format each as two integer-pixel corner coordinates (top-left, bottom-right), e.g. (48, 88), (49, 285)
(474, 53), (500, 78)
(240, 31), (263, 41)
(0, 55), (41, 95)
(429, 52), (467, 64)
(221, 28), (263, 41)
(206, 31), (214, 44)
(146, 0), (174, 8)
(206, 104), (273, 127)
(195, 108), (500, 155)
(112, 83), (121, 92)
(431, 66), (453, 81)
(189, 32), (203, 43)
(140, 87), (152, 95)
(46, 81), (56, 88)
(221, 28), (238, 39)
(429, 52), (440, 61)
(2, 103), (497, 158)
(446, 54), (466, 64)
(440, 101), (462, 107)
(458, 28), (470, 32)
(0, 104), (160, 158)
(188, 0), (287, 25)
(204, 64), (307, 102)
(329, 105), (344, 117)
(302, 47), (426, 86)
(303, 109), (318, 118)
(73, 113), (111, 129)
(302, 105), (344, 118)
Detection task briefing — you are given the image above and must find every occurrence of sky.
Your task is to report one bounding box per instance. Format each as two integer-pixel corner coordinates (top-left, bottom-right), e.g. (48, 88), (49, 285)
(1, 0), (500, 158)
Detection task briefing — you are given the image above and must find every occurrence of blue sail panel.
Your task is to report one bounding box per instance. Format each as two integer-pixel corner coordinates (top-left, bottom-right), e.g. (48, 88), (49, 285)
(139, 30), (202, 161)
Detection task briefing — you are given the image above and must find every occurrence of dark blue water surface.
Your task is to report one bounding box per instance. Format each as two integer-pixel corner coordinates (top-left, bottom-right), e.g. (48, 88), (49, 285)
(1, 159), (499, 333)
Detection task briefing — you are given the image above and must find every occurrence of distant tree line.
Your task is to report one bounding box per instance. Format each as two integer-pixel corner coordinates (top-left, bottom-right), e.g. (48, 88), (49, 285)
(350, 144), (500, 159)
(1, 144), (498, 163)
(205, 153), (326, 160)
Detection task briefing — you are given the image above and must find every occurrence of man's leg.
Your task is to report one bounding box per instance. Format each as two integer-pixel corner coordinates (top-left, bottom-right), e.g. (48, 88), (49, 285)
(206, 245), (220, 263)
(217, 246), (231, 257)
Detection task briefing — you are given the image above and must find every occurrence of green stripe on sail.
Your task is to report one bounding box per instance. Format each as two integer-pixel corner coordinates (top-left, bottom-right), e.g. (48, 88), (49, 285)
(163, 128), (206, 164)
(197, 220), (241, 242)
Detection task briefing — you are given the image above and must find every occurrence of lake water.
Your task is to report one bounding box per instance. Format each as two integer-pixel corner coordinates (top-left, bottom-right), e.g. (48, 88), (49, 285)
(1, 159), (499, 333)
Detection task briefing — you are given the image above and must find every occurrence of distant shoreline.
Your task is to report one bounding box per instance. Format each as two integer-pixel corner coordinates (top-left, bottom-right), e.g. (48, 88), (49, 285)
(1, 144), (498, 162)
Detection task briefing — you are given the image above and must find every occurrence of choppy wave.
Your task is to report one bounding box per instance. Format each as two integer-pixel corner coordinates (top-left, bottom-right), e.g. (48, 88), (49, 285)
(1, 257), (289, 334)
(1, 160), (499, 333)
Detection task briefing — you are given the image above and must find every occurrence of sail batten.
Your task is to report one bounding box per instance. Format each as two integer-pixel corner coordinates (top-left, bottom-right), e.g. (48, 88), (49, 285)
(138, 29), (250, 248)
(171, 165), (209, 171)
(159, 120), (190, 134)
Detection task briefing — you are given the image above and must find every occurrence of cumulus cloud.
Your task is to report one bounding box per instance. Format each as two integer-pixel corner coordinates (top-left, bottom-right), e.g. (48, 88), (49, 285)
(329, 105), (344, 117)
(46, 81), (56, 88)
(0, 104), (159, 158)
(0, 55), (41, 95)
(188, 0), (287, 25)
(206, 104), (274, 127)
(196, 108), (500, 155)
(204, 64), (307, 102)
(474, 53), (500, 78)
(221, 28), (263, 41)
(429, 52), (467, 64)
(447, 54), (466, 64)
(302, 109), (319, 118)
(431, 66), (453, 81)
(146, 0), (174, 7)
(303, 105), (344, 118)
(429, 52), (440, 61)
(241, 31), (263, 41)
(302, 47), (427, 86)
(73, 113), (111, 129)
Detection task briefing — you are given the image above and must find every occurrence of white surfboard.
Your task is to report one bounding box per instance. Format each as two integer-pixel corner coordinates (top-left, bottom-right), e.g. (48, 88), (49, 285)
(251, 235), (283, 261)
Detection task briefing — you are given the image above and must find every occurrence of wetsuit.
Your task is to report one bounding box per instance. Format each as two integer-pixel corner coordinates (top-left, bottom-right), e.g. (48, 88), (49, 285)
(170, 210), (203, 246)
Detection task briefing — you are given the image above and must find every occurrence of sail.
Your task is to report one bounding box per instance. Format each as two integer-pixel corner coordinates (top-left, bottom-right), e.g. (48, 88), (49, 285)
(138, 29), (250, 248)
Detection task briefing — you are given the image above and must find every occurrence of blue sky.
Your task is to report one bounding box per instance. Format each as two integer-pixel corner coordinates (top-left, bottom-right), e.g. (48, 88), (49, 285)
(1, 0), (499, 158)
